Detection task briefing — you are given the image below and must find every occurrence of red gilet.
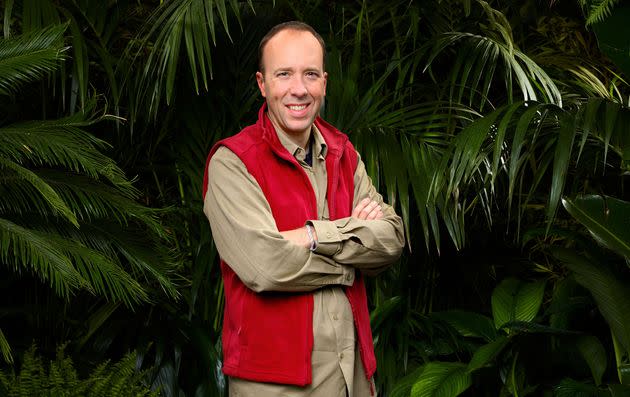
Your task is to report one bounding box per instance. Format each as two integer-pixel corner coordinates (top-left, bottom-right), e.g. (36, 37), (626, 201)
(202, 104), (377, 385)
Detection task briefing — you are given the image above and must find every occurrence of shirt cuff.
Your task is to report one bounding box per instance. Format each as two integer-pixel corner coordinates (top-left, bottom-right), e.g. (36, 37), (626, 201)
(340, 266), (355, 286)
(307, 220), (342, 257)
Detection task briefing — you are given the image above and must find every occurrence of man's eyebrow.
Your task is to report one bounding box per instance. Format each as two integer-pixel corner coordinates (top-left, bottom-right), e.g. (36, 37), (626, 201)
(272, 67), (293, 73)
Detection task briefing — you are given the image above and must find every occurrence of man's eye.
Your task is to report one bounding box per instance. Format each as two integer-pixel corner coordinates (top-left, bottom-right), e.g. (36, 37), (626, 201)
(306, 72), (319, 78)
(277, 72), (289, 77)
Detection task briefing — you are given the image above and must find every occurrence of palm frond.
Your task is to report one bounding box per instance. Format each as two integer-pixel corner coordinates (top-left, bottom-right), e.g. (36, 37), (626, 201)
(0, 111), (138, 197)
(0, 158), (78, 226)
(65, 222), (179, 300)
(2, 216), (153, 306)
(431, 96), (630, 246)
(123, 0), (252, 121)
(584, 0), (621, 25)
(48, 232), (149, 307)
(42, 171), (166, 236)
(0, 218), (87, 298)
(0, 328), (12, 364)
(426, 31), (562, 107)
(0, 23), (68, 96)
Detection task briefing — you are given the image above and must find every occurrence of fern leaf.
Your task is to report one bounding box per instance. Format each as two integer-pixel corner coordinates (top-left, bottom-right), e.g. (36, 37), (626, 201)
(585, 0), (621, 25)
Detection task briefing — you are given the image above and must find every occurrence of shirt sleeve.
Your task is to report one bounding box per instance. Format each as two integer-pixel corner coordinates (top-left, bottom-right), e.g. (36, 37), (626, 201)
(308, 153), (405, 276)
(203, 146), (356, 293)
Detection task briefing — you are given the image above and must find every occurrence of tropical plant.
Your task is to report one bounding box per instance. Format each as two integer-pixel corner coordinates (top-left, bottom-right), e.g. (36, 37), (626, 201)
(0, 17), (179, 387)
(0, 344), (159, 396)
(3, 0), (630, 396)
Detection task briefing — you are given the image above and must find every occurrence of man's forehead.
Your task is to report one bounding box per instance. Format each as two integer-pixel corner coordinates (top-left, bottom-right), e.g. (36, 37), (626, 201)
(262, 30), (324, 60)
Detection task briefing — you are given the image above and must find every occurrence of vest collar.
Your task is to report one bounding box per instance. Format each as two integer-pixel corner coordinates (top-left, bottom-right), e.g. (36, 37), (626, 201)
(257, 103), (348, 160)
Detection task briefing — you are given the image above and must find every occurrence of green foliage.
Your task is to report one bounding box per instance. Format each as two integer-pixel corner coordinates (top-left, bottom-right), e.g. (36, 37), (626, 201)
(3, 0), (630, 396)
(580, 0), (622, 25)
(0, 344), (159, 396)
(491, 278), (545, 330)
(562, 195), (630, 259)
(0, 23), (67, 96)
(0, 26), (178, 307)
(411, 362), (472, 397)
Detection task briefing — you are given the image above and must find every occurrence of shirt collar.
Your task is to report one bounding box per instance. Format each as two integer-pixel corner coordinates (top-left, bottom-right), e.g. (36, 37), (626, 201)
(275, 124), (328, 162)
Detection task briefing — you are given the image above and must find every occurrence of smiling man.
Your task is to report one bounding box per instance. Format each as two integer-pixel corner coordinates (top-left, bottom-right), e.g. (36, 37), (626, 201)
(203, 21), (405, 397)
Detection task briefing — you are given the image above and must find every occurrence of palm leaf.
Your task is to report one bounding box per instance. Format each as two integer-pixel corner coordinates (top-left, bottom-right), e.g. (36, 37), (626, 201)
(0, 218), (86, 298)
(0, 111), (137, 195)
(426, 31), (562, 106)
(0, 328), (12, 364)
(0, 23), (68, 96)
(0, 159), (78, 226)
(124, 0), (252, 121)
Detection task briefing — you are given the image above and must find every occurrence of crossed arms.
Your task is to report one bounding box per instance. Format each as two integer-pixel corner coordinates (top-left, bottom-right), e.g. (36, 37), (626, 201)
(203, 146), (405, 293)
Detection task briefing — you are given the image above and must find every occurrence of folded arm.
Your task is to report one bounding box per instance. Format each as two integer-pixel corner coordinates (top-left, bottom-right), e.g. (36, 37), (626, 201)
(203, 146), (355, 293)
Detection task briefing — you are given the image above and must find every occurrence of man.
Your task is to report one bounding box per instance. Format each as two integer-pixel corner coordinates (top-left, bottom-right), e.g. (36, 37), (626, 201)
(202, 21), (405, 397)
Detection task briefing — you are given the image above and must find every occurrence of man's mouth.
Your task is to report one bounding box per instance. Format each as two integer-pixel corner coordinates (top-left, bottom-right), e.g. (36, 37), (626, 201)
(288, 104), (308, 111)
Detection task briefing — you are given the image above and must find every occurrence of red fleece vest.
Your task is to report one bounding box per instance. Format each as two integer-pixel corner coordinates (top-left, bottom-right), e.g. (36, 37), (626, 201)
(202, 104), (376, 386)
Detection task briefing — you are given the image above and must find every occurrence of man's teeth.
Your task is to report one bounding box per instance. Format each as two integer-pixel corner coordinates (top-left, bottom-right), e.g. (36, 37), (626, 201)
(288, 105), (306, 110)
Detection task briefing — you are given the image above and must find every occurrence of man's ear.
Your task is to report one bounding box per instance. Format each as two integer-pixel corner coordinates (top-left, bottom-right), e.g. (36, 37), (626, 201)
(256, 71), (266, 97)
(323, 71), (328, 96)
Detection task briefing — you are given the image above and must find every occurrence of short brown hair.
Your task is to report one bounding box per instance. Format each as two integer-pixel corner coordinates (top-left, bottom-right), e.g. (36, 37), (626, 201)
(258, 21), (326, 73)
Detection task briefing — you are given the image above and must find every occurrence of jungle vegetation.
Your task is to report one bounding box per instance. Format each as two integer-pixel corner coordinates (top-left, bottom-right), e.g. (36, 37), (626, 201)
(1, 0), (629, 396)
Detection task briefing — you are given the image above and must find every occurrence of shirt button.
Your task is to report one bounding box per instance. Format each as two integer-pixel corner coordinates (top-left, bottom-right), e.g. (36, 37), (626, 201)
(339, 352), (344, 360)
(346, 273), (353, 281)
(326, 232), (333, 239)
(333, 314), (339, 321)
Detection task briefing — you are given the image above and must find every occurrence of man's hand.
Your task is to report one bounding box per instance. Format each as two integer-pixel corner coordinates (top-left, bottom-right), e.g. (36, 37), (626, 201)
(280, 198), (382, 248)
(352, 198), (383, 220)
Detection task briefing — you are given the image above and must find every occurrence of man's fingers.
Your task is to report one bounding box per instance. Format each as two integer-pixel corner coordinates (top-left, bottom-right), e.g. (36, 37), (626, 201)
(365, 205), (382, 220)
(352, 198), (371, 218)
(357, 200), (379, 220)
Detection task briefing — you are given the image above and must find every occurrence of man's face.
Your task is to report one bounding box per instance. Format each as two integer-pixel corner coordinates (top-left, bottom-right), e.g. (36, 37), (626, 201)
(256, 29), (327, 142)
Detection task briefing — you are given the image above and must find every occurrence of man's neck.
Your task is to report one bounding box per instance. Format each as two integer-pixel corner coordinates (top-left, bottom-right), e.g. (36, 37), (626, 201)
(269, 119), (312, 150)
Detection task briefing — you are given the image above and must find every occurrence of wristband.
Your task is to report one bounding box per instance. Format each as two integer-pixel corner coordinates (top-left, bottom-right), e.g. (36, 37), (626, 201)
(305, 224), (317, 252)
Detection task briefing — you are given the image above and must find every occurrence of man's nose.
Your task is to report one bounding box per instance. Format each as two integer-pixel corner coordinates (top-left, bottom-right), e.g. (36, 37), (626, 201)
(289, 76), (308, 97)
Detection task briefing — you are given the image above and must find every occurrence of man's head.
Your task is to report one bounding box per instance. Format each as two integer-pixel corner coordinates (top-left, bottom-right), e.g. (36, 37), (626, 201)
(257, 21), (326, 73)
(256, 21), (328, 145)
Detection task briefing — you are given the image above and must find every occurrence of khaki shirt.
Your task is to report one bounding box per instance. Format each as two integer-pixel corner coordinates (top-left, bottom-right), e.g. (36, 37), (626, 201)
(204, 124), (405, 397)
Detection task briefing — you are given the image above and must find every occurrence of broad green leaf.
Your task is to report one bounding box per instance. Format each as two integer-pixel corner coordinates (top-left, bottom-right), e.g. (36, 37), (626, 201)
(432, 310), (497, 341)
(610, 383), (630, 397)
(411, 362), (472, 397)
(370, 296), (402, 330)
(563, 195), (630, 259)
(548, 113), (576, 228)
(390, 365), (426, 397)
(467, 335), (509, 372)
(554, 378), (604, 397)
(491, 278), (546, 329)
(577, 335), (607, 386)
(500, 321), (580, 335)
(553, 248), (630, 354)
